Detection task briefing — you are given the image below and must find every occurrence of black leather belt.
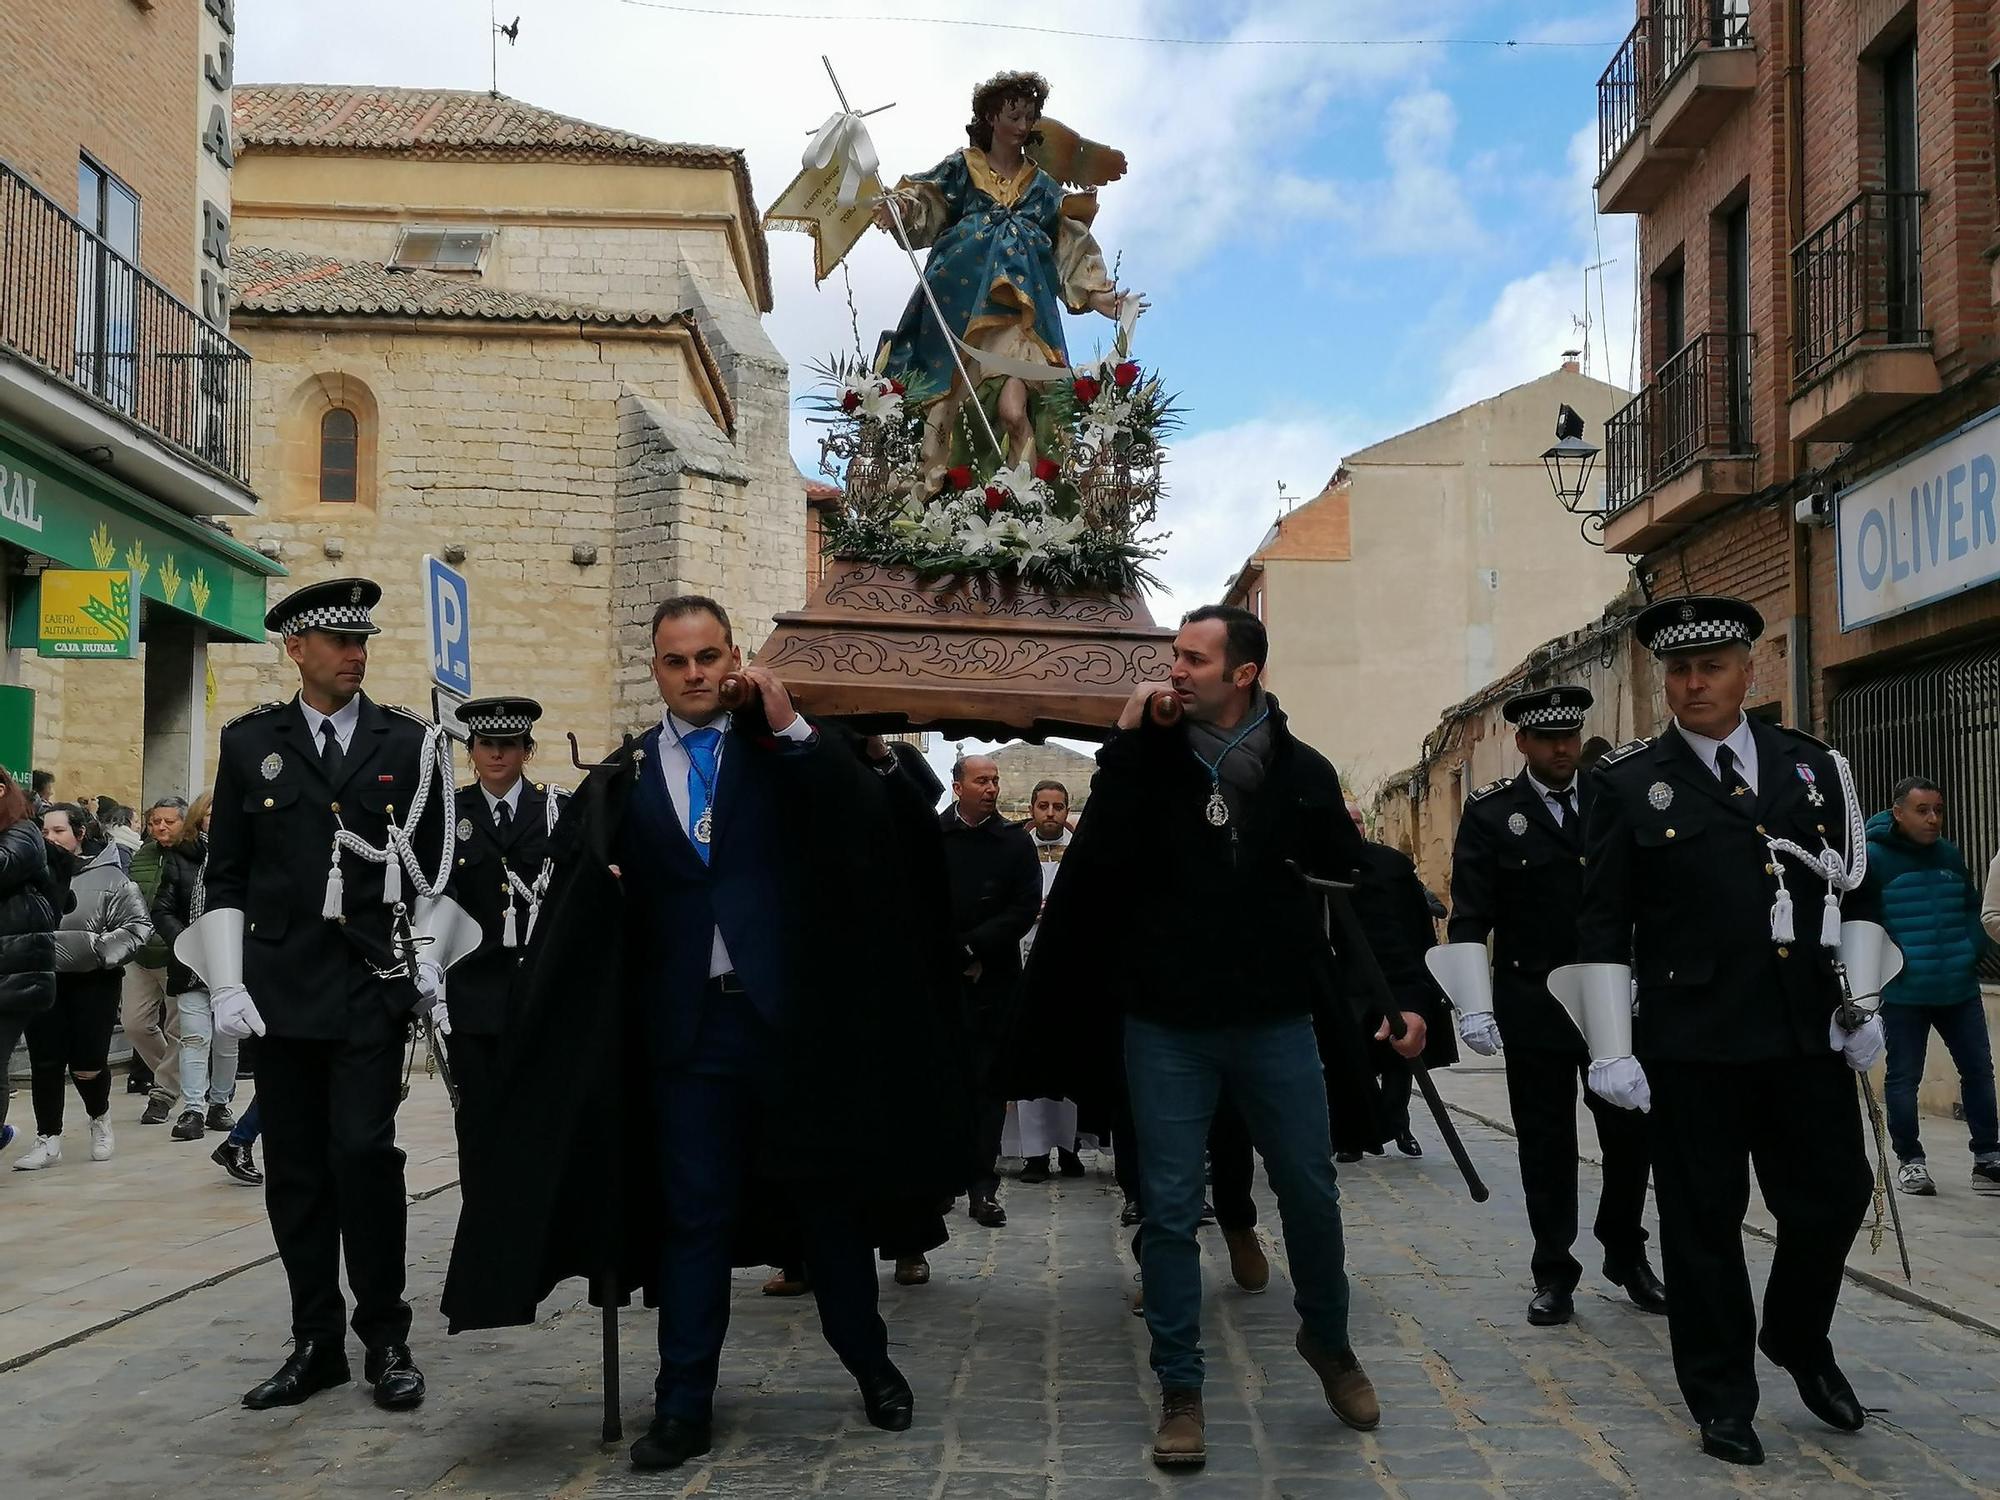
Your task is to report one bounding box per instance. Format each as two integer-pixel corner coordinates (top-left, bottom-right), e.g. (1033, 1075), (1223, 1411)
(706, 972), (747, 996)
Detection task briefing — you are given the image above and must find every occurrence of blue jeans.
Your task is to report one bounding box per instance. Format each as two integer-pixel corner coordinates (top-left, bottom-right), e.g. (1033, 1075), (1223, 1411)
(1882, 999), (2000, 1163)
(175, 988), (240, 1112)
(1123, 1015), (1351, 1391)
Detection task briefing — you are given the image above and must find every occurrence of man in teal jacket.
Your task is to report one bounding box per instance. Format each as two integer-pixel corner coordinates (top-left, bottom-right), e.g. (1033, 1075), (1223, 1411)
(1859, 778), (2000, 1195)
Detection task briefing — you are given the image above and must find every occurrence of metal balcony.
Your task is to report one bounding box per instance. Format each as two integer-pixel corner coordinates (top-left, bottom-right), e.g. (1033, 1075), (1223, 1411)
(0, 157), (251, 485)
(1650, 0), (1756, 151)
(1602, 332), (1758, 552)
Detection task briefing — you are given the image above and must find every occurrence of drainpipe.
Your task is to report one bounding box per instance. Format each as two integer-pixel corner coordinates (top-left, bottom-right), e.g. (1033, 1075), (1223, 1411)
(1783, 0), (1814, 727)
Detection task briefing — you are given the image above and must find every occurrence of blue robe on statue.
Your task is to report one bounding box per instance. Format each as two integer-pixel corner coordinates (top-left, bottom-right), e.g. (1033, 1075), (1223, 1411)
(877, 148), (1109, 398)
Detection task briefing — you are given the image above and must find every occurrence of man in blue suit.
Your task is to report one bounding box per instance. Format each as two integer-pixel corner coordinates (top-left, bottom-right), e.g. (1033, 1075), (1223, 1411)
(618, 596), (914, 1470)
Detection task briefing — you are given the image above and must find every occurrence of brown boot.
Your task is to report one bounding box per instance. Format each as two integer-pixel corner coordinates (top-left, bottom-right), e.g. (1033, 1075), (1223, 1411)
(1296, 1328), (1380, 1431)
(893, 1256), (930, 1286)
(1222, 1226), (1270, 1292)
(1152, 1388), (1205, 1468)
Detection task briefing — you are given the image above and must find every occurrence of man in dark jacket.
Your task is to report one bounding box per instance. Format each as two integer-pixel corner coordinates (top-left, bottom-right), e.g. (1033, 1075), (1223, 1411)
(939, 753), (1040, 1228)
(1859, 778), (1998, 1195)
(1018, 604), (1425, 1473)
(1432, 685), (1663, 1326)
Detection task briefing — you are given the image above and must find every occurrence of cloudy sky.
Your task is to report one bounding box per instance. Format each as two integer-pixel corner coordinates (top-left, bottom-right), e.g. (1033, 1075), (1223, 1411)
(238, 0), (1638, 627)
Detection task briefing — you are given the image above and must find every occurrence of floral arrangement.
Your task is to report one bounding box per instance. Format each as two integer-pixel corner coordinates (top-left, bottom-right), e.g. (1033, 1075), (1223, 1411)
(809, 352), (1176, 591)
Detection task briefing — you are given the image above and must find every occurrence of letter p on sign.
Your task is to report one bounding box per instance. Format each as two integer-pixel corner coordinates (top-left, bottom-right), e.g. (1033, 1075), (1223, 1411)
(423, 555), (472, 697)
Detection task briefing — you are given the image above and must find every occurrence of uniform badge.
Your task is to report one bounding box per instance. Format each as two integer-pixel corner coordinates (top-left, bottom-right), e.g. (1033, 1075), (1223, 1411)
(458, 818), (474, 842)
(349, 583), (363, 604)
(1679, 603), (1696, 621)
(1507, 812), (1528, 836)
(1647, 781), (1673, 811)
(259, 752), (282, 782)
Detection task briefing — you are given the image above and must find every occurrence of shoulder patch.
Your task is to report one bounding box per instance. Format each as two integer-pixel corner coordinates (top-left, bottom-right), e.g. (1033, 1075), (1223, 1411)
(1598, 737), (1653, 768)
(220, 700), (285, 732)
(1467, 777), (1513, 803)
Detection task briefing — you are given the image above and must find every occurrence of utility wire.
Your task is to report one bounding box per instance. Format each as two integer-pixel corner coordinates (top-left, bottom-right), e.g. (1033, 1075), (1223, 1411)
(615, 0), (1616, 49)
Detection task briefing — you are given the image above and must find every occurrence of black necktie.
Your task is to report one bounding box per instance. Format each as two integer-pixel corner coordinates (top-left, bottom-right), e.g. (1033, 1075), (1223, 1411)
(1555, 787), (1577, 825)
(1716, 745), (1752, 797)
(496, 801), (514, 835)
(318, 721), (344, 785)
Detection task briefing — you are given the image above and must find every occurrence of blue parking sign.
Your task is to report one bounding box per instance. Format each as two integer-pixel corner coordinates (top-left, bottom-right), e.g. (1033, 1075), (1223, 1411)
(423, 556), (471, 697)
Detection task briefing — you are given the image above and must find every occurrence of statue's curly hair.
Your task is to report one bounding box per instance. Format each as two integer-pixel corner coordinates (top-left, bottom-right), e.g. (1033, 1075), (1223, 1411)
(966, 70), (1049, 152)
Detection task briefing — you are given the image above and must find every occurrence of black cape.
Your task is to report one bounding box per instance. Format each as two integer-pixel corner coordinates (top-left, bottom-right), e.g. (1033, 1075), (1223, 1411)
(440, 721), (973, 1331)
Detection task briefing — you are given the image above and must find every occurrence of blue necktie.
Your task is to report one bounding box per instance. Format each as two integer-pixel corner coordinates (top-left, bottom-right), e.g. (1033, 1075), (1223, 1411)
(684, 726), (722, 864)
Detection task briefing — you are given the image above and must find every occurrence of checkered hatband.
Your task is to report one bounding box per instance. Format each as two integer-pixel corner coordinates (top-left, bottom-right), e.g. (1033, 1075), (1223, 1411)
(279, 604), (376, 636)
(1515, 705), (1588, 730)
(1643, 618), (1755, 653)
(463, 713), (532, 736)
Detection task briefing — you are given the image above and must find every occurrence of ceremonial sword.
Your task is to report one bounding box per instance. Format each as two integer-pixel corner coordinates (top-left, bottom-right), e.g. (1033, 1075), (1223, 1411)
(1291, 866), (1490, 1203)
(1832, 959), (1913, 1283)
(381, 901), (460, 1111)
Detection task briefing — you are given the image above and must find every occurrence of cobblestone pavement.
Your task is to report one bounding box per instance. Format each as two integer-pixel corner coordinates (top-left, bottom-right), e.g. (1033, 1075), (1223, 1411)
(1, 1101), (1997, 1498)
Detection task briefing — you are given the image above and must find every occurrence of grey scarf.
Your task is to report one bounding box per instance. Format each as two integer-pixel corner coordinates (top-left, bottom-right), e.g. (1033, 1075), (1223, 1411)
(1185, 686), (1276, 825)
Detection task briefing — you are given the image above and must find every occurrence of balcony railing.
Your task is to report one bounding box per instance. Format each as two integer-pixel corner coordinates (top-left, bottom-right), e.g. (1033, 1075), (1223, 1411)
(1597, 18), (1654, 177)
(1792, 188), (1928, 387)
(1605, 332), (1755, 516)
(1657, 0), (1754, 87)
(0, 157), (251, 485)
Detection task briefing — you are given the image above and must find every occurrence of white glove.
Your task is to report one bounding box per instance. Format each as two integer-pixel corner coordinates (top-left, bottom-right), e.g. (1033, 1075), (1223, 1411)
(1587, 1055), (1651, 1113)
(211, 984), (266, 1039)
(1456, 1010), (1504, 1056)
(416, 959), (446, 1007)
(1831, 1013), (1884, 1072)
(430, 998), (452, 1037)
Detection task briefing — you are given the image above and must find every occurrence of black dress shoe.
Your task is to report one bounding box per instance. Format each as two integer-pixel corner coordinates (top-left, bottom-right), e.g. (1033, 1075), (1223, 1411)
(859, 1363), (915, 1431)
(1699, 1416), (1764, 1465)
(242, 1340), (352, 1409)
(630, 1414), (712, 1470)
(1395, 1132), (1422, 1157)
(1527, 1286), (1574, 1326)
(969, 1195), (1007, 1228)
(1119, 1197), (1143, 1227)
(1759, 1339), (1865, 1432)
(362, 1344), (426, 1410)
(1057, 1147), (1085, 1177)
(1609, 1256), (1668, 1314)
(1335, 1150), (1363, 1163)
(211, 1140), (264, 1185)
(205, 1103), (236, 1132)
(1019, 1155), (1052, 1183)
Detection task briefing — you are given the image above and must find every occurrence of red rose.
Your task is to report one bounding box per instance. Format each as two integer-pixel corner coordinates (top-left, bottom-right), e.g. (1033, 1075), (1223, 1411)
(889, 378), (906, 395)
(1113, 360), (1141, 390)
(1034, 457), (1060, 483)
(945, 465), (974, 491)
(984, 486), (1008, 512)
(839, 390), (861, 413)
(1073, 375), (1101, 403)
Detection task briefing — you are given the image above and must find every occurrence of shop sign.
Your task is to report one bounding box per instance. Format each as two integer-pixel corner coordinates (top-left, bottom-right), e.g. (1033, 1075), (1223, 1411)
(38, 569), (138, 659)
(1838, 405), (2000, 630)
(0, 686), (32, 784)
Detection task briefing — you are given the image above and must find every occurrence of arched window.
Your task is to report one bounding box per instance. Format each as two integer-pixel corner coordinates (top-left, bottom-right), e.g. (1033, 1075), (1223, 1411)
(319, 408), (358, 503)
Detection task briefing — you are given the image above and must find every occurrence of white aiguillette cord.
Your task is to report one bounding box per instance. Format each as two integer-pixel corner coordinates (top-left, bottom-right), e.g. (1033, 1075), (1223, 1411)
(322, 724), (457, 920)
(1763, 750), (1868, 948)
(500, 788), (562, 949)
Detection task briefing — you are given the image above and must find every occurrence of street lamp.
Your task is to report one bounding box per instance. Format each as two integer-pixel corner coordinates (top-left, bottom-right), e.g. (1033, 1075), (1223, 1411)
(1541, 403), (1600, 515)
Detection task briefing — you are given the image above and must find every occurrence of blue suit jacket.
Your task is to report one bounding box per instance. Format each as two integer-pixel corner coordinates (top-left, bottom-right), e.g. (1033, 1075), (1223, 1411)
(617, 721), (799, 1065)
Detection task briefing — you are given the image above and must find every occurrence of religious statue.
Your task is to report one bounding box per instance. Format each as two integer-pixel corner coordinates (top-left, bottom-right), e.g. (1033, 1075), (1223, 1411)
(872, 71), (1138, 482)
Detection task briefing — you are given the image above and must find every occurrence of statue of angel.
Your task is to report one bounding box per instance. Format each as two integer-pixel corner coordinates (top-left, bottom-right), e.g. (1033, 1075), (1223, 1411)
(873, 70), (1138, 483)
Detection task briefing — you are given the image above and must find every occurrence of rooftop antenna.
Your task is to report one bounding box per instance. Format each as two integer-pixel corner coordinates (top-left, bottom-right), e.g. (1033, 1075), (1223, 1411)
(1277, 479), (1293, 517)
(1581, 255), (1617, 380)
(490, 3), (520, 97)
(1570, 314), (1592, 376)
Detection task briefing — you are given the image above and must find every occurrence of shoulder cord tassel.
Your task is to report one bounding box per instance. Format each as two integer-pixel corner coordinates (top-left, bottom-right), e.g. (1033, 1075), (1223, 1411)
(322, 726), (459, 924)
(1762, 749), (1871, 952)
(322, 837), (346, 921)
(502, 788), (562, 951)
(1768, 863), (1795, 944)
(502, 880), (520, 949)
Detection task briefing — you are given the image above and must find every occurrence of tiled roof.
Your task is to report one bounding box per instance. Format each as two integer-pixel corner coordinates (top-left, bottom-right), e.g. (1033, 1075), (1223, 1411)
(229, 245), (734, 432)
(232, 85), (773, 311)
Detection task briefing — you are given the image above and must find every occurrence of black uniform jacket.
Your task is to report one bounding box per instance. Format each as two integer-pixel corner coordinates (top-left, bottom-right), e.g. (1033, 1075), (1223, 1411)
(448, 780), (563, 1038)
(1009, 695), (1401, 1153)
(1359, 840), (1458, 1071)
(1576, 717), (1874, 1065)
(206, 693), (451, 1040)
(1446, 771), (1593, 1054)
(440, 720), (973, 1331)
(939, 807), (1041, 1040)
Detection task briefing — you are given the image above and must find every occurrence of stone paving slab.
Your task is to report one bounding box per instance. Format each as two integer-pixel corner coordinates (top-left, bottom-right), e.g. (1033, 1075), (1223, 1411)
(0, 1106), (1995, 1499)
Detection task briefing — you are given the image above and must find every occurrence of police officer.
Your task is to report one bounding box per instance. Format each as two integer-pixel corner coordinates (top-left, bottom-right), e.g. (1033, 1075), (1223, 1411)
(438, 695), (564, 1117)
(1565, 596), (1881, 1467)
(199, 578), (455, 1413)
(1431, 685), (1665, 1327)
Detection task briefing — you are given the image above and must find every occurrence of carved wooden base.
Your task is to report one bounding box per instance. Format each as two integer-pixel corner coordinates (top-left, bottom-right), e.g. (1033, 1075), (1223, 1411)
(752, 561), (1174, 741)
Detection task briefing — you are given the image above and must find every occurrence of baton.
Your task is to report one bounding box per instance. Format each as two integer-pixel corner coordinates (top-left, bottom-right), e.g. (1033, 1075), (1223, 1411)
(1834, 966), (1913, 1283)
(1293, 866), (1490, 1202)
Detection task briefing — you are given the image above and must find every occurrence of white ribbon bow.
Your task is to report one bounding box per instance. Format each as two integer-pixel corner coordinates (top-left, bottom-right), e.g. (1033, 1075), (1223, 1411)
(803, 109), (880, 208)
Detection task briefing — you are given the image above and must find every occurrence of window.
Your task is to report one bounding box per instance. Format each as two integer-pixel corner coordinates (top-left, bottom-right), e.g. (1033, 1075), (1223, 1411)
(75, 156), (140, 412)
(390, 226), (494, 272)
(1656, 262), (1687, 368)
(1723, 202), (1751, 448)
(319, 409), (358, 502)
(1882, 37), (1921, 342)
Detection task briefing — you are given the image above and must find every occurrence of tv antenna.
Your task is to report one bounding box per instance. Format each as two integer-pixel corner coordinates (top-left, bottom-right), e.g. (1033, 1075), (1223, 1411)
(491, 3), (520, 97)
(1277, 479), (1293, 517)
(1579, 256), (1617, 380)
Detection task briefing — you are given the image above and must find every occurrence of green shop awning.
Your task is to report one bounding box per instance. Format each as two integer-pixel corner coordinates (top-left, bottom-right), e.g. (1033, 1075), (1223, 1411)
(0, 416), (285, 644)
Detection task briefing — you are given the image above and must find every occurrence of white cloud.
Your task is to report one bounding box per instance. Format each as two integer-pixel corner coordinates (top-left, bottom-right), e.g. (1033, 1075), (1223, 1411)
(1439, 121), (1638, 410)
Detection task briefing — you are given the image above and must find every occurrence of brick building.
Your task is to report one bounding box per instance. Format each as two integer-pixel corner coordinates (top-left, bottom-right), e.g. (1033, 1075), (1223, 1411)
(0, 0), (282, 802)
(214, 85), (805, 755)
